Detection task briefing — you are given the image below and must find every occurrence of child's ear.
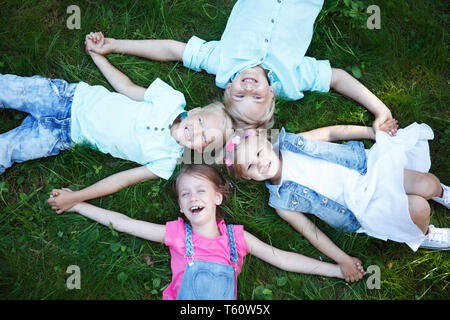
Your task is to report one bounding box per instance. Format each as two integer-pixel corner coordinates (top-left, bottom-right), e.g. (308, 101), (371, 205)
(269, 86), (275, 101)
(215, 192), (223, 206)
(187, 107), (201, 116)
(225, 83), (232, 94)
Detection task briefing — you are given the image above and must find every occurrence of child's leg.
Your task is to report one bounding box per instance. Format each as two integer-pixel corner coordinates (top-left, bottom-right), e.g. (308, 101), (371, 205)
(403, 169), (442, 199)
(408, 195), (430, 234)
(0, 115), (71, 174)
(0, 74), (76, 119)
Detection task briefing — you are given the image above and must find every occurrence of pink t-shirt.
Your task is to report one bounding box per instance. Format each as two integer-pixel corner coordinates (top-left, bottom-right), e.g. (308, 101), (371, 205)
(162, 218), (249, 300)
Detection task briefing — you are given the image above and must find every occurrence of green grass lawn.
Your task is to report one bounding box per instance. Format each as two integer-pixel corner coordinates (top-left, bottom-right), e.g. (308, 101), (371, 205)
(0, 0), (448, 300)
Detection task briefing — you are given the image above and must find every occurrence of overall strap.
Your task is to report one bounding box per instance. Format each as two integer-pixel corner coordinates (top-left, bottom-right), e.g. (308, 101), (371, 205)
(185, 222), (239, 265)
(184, 222), (194, 258)
(226, 224), (239, 264)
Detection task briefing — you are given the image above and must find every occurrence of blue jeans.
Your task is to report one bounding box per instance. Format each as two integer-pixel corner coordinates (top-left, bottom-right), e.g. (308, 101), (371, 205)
(0, 74), (77, 174)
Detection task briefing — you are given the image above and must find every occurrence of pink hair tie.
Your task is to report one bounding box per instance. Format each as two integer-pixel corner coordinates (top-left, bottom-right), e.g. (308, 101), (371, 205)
(246, 129), (256, 137)
(224, 130), (257, 167)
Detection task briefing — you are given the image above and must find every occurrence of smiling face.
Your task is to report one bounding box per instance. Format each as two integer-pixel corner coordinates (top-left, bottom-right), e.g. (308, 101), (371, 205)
(225, 66), (275, 124)
(235, 135), (281, 182)
(176, 173), (223, 226)
(172, 108), (226, 153)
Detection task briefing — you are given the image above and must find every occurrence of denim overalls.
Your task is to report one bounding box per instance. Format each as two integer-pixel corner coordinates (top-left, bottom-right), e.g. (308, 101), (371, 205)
(176, 222), (239, 300)
(266, 128), (368, 233)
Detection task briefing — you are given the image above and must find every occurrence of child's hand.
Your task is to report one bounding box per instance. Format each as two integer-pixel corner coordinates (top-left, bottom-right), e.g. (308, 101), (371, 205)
(373, 110), (398, 136)
(377, 118), (398, 136)
(369, 118), (398, 140)
(338, 256), (365, 282)
(84, 31), (115, 56)
(47, 188), (79, 214)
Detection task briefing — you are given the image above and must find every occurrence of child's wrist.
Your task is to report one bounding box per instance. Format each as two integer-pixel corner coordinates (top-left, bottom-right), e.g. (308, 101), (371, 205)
(110, 38), (119, 53)
(368, 127), (376, 140)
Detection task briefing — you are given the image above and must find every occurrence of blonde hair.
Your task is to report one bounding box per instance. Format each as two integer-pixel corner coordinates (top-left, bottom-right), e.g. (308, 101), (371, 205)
(223, 90), (275, 130)
(198, 101), (234, 151)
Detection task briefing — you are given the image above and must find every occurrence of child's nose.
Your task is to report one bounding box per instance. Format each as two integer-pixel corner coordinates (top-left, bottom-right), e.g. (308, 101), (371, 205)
(242, 82), (254, 91)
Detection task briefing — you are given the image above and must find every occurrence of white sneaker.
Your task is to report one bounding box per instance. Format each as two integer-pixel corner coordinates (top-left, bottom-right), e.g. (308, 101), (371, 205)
(419, 225), (450, 250)
(431, 183), (450, 209)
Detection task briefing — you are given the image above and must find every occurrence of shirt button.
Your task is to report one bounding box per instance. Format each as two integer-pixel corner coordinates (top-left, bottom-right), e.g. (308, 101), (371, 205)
(260, 57), (264, 62)
(322, 198), (328, 204)
(291, 200), (297, 205)
(146, 126), (150, 130)
(303, 189), (308, 194)
(297, 140), (304, 146)
(265, 38), (269, 43)
(154, 127), (158, 131)
(340, 208), (346, 214)
(271, 19), (274, 23)
(284, 182), (289, 187)
(277, 0), (281, 3)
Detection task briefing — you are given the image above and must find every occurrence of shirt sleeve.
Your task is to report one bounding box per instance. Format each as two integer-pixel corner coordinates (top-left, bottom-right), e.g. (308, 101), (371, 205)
(182, 36), (220, 75)
(144, 77), (185, 105)
(145, 156), (178, 180)
(164, 218), (184, 247)
(297, 57), (332, 92)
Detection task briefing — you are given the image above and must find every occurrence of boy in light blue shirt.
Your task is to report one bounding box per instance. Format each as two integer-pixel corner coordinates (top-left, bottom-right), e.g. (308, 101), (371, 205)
(87, 0), (396, 133)
(1, 35), (232, 213)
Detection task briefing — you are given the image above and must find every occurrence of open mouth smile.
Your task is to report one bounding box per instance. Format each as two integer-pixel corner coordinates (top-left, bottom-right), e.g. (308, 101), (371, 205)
(189, 205), (205, 215)
(242, 77), (257, 83)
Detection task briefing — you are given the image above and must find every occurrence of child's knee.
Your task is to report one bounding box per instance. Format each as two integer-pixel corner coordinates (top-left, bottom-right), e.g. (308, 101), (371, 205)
(422, 173), (441, 199)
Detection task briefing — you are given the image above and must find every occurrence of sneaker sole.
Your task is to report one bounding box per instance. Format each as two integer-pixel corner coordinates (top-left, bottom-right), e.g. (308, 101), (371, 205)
(419, 245), (450, 251)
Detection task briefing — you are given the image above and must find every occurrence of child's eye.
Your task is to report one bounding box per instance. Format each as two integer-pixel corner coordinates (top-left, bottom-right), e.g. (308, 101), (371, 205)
(254, 96), (261, 100)
(247, 164), (253, 170)
(235, 95), (244, 99)
(257, 151), (261, 156)
(181, 193), (189, 197)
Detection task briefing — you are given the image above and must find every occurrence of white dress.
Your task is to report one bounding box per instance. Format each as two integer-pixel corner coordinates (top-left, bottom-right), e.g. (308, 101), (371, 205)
(281, 123), (433, 251)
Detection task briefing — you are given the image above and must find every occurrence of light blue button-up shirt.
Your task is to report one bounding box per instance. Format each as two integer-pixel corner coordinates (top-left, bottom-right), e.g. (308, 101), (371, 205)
(182, 0), (332, 100)
(70, 78), (185, 179)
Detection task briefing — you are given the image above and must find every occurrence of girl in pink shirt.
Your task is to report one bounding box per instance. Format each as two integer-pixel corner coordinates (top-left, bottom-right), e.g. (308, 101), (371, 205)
(52, 164), (363, 299)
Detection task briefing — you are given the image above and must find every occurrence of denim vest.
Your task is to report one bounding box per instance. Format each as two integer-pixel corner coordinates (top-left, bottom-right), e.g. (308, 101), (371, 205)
(265, 128), (366, 233)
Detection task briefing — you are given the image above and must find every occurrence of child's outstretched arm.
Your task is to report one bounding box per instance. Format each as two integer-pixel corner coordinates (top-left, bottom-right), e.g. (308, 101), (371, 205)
(275, 209), (365, 282)
(244, 231), (345, 280)
(85, 34), (146, 101)
(56, 193), (165, 243)
(48, 166), (158, 214)
(330, 68), (397, 135)
(298, 119), (398, 142)
(86, 31), (185, 62)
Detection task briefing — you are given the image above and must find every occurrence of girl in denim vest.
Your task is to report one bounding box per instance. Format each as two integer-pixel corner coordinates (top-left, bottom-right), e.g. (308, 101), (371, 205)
(226, 121), (449, 255)
(51, 164), (360, 300)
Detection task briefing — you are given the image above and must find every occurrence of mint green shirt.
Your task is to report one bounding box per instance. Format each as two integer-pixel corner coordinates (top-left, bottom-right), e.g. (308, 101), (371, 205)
(70, 78), (185, 179)
(182, 0), (331, 100)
